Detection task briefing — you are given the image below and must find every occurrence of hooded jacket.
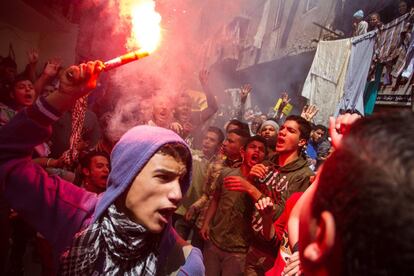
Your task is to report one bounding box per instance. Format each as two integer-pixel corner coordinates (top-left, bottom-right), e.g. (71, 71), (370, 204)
(0, 97), (204, 275)
(259, 156), (313, 220)
(249, 157), (313, 256)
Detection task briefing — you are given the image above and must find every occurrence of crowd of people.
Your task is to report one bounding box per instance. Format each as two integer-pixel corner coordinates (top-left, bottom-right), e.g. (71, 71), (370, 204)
(0, 2), (413, 276)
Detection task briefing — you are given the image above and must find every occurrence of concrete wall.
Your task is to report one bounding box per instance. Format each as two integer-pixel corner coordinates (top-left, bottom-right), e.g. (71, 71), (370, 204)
(0, 0), (78, 74)
(0, 23), (40, 71)
(238, 0), (340, 70)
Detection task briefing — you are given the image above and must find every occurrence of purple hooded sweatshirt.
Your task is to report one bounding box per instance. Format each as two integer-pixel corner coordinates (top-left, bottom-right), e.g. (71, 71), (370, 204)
(0, 97), (204, 275)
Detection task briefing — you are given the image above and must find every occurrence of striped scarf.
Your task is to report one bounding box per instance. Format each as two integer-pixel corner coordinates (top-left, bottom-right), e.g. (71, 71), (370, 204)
(59, 204), (159, 275)
(375, 13), (410, 63)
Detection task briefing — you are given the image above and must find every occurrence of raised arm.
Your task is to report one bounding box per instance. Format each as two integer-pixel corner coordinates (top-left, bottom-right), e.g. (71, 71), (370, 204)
(329, 113), (361, 149)
(0, 60), (104, 254)
(300, 104), (319, 122)
(198, 69), (218, 123)
(34, 58), (62, 95)
(25, 48), (39, 83)
(235, 84), (252, 120)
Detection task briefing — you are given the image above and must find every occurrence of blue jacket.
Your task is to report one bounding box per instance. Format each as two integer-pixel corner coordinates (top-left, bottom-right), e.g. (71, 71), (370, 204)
(0, 98), (204, 275)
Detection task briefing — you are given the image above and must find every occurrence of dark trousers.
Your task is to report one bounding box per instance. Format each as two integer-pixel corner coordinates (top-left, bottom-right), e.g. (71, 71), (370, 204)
(244, 245), (277, 276)
(203, 240), (246, 276)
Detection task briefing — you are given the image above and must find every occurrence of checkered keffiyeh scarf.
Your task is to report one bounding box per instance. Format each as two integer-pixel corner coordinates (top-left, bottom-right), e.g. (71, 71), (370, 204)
(59, 204), (159, 275)
(61, 96), (87, 169)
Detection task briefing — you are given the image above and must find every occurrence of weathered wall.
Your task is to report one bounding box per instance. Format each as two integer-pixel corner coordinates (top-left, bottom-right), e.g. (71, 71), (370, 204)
(0, 0), (78, 72)
(238, 0), (341, 70)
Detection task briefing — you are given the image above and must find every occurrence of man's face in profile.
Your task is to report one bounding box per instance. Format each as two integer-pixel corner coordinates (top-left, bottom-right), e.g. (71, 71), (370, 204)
(121, 153), (186, 233)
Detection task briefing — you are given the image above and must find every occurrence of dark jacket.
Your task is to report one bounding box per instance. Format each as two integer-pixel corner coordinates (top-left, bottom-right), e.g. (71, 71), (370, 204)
(250, 157), (313, 255)
(258, 156), (313, 220)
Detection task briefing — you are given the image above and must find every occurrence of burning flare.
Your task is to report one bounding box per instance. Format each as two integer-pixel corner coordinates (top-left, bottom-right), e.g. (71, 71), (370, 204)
(120, 0), (162, 53)
(103, 50), (149, 71)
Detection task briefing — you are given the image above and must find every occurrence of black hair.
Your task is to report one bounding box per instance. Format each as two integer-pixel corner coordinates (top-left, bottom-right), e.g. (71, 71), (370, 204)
(399, 1), (408, 7)
(80, 150), (110, 169)
(10, 74), (32, 92)
(0, 56), (17, 69)
(244, 135), (268, 155)
(312, 124), (327, 133)
(207, 126), (225, 144)
(157, 142), (191, 165)
(228, 128), (251, 147)
(369, 12), (381, 21)
(285, 115), (312, 141)
(312, 111), (414, 275)
(226, 119), (250, 133)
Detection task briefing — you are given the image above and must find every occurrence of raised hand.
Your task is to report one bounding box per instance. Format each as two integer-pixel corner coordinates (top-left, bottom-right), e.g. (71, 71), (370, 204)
(59, 60), (104, 99)
(255, 196), (274, 221)
(43, 58), (62, 78)
(240, 84), (252, 103)
(199, 69), (209, 87)
(300, 104), (319, 122)
(282, 252), (302, 276)
(281, 92), (291, 104)
(170, 121), (184, 135)
(329, 113), (361, 149)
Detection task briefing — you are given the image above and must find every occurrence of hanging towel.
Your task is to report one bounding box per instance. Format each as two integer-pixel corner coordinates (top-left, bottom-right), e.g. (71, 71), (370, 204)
(374, 13), (410, 64)
(364, 64), (384, 115)
(336, 31), (376, 116)
(393, 27), (414, 78)
(302, 38), (352, 125)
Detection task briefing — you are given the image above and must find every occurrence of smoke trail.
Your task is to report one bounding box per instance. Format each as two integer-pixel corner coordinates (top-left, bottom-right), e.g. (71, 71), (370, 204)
(76, 0), (399, 135)
(75, 0), (247, 139)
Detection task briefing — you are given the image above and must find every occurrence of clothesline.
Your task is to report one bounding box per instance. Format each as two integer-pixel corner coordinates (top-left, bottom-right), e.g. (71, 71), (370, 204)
(301, 13), (413, 125)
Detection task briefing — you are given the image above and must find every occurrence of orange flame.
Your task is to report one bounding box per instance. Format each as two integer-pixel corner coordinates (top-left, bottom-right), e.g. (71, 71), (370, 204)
(120, 0), (162, 53)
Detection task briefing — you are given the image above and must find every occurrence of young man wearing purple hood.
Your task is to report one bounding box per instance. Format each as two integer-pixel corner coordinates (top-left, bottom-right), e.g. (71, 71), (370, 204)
(0, 61), (204, 275)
